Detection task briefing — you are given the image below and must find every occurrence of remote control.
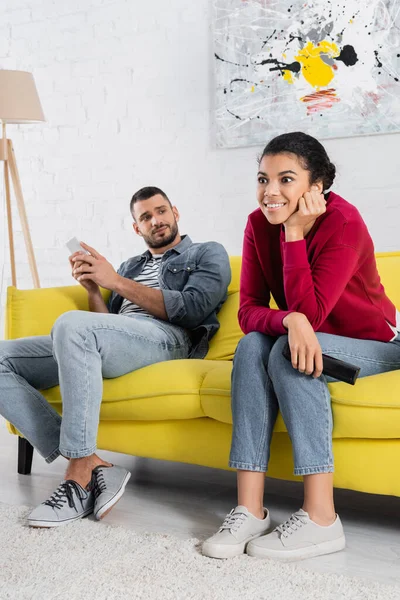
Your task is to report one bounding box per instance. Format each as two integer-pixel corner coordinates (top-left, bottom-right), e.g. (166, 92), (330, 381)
(282, 342), (360, 385)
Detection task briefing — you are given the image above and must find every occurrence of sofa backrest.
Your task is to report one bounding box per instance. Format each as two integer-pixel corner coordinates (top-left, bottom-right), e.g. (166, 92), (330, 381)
(5, 253), (400, 357)
(205, 252), (400, 361)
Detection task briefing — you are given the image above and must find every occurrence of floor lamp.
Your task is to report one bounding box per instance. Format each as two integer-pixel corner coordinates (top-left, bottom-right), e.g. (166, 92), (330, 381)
(0, 70), (45, 288)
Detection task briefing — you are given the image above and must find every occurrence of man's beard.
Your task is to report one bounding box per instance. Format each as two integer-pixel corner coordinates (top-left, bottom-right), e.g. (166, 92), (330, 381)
(144, 220), (179, 249)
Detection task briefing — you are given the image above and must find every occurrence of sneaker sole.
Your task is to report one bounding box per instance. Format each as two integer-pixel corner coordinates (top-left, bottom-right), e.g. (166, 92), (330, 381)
(27, 507), (94, 528)
(202, 528), (271, 560)
(246, 535), (346, 561)
(202, 540), (248, 559)
(94, 471), (131, 520)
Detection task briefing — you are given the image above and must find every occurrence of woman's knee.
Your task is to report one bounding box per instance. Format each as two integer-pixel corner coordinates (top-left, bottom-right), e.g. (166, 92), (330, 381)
(267, 335), (289, 377)
(235, 331), (275, 362)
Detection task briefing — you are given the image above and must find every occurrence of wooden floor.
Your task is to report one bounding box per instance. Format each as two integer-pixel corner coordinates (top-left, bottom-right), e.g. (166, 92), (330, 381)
(1, 418), (399, 587)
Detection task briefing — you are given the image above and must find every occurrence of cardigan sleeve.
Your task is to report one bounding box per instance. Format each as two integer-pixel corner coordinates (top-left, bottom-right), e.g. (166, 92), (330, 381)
(282, 224), (360, 330)
(238, 219), (292, 336)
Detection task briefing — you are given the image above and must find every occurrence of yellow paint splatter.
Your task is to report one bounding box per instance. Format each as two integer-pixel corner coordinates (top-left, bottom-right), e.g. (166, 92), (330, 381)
(294, 40), (340, 88)
(250, 85), (255, 92)
(283, 70), (294, 84)
(349, 19), (353, 24)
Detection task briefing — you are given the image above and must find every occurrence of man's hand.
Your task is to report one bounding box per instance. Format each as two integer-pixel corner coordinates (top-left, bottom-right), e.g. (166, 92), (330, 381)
(69, 249), (100, 294)
(282, 312), (323, 378)
(283, 191), (326, 240)
(71, 242), (119, 291)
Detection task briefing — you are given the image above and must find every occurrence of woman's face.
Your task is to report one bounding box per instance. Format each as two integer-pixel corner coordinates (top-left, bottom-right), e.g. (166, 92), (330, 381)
(257, 152), (321, 225)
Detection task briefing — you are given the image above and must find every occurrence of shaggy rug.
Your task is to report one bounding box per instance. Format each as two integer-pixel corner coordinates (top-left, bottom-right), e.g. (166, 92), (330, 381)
(0, 503), (399, 600)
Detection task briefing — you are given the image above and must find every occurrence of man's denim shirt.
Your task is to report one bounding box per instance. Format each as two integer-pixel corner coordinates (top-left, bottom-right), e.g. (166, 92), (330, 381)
(107, 236), (231, 358)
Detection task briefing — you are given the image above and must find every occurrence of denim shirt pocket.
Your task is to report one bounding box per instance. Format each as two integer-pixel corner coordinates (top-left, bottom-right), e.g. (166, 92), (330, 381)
(163, 262), (196, 290)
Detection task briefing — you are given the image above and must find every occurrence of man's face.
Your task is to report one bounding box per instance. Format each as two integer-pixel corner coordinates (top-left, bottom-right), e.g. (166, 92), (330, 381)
(132, 194), (180, 249)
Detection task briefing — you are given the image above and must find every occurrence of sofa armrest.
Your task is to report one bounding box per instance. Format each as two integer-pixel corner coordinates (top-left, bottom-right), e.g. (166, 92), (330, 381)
(6, 285), (111, 340)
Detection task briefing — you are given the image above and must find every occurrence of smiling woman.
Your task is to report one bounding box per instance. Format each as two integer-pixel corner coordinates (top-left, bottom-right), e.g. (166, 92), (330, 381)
(256, 132), (334, 237)
(202, 131), (400, 562)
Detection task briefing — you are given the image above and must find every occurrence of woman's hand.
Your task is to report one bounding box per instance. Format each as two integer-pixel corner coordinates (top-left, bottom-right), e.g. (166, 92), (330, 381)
(283, 191), (326, 240)
(282, 312), (323, 378)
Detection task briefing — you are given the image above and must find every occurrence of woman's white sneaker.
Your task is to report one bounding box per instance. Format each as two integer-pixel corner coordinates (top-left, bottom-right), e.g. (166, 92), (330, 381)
(202, 505), (271, 559)
(246, 509), (346, 561)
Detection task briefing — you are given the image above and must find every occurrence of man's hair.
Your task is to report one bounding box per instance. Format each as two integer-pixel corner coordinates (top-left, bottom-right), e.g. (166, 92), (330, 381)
(130, 186), (171, 217)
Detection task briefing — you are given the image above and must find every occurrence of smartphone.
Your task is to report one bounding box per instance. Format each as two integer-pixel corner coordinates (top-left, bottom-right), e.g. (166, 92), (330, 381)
(66, 237), (89, 255)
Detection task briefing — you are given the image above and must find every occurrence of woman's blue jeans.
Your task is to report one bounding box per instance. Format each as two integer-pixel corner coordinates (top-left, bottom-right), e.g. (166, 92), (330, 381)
(229, 332), (400, 476)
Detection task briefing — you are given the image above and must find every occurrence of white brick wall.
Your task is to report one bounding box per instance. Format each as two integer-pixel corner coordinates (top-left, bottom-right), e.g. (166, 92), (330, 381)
(1, 0), (400, 320)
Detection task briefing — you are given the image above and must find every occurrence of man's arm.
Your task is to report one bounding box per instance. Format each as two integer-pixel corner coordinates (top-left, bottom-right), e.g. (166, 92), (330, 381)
(88, 289), (109, 314)
(112, 278), (167, 320)
(72, 243), (167, 319)
(69, 249), (110, 314)
(73, 242), (231, 325)
(161, 242), (231, 329)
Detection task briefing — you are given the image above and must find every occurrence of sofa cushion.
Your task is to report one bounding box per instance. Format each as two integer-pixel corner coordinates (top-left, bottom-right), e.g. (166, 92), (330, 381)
(330, 370), (400, 438)
(41, 359), (220, 422)
(6, 285), (110, 339)
(200, 363), (400, 439)
(205, 292), (244, 361)
(200, 363), (287, 433)
(205, 255), (279, 361)
(375, 253), (400, 306)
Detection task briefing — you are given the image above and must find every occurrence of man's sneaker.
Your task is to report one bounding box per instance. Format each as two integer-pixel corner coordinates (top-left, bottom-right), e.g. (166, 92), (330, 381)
(246, 508), (346, 561)
(202, 505), (271, 559)
(27, 480), (94, 528)
(91, 465), (131, 520)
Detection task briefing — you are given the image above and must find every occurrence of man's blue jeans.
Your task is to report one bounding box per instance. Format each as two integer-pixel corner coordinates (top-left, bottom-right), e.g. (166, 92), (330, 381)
(0, 311), (191, 462)
(229, 332), (400, 476)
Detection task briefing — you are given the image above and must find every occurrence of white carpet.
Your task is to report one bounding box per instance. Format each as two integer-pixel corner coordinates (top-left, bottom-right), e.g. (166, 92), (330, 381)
(1, 503), (399, 600)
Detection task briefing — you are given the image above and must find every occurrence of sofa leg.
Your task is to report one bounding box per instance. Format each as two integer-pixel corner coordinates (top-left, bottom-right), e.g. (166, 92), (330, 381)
(18, 437), (34, 475)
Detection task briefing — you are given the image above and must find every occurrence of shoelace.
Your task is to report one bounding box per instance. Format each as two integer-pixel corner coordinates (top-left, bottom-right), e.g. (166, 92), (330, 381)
(43, 481), (87, 512)
(219, 509), (248, 533)
(90, 469), (107, 500)
(276, 513), (307, 538)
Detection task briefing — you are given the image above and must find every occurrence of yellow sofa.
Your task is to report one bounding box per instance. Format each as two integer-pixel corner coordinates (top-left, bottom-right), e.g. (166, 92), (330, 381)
(5, 254), (400, 497)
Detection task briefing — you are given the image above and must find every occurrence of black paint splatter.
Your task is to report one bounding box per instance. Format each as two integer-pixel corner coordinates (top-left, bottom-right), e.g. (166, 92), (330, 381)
(374, 50), (399, 82)
(255, 57), (301, 76)
(261, 30), (277, 49)
(214, 53), (249, 68)
(227, 109), (243, 120)
(335, 45), (358, 66)
(374, 50), (383, 68)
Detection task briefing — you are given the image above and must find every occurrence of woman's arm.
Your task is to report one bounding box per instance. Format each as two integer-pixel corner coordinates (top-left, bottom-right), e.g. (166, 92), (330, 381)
(238, 220), (292, 335)
(283, 232), (359, 330)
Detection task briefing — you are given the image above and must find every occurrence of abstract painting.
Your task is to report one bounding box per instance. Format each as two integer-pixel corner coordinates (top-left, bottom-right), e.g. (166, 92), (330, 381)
(214, 0), (400, 148)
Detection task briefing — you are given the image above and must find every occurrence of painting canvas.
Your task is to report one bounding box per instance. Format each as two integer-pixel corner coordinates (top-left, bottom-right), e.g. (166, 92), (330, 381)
(214, 0), (400, 148)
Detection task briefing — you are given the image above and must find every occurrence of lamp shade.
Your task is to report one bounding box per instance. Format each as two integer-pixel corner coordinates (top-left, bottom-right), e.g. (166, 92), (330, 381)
(0, 70), (45, 124)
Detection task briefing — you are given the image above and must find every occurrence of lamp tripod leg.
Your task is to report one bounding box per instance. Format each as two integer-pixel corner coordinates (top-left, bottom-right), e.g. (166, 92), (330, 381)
(4, 156), (17, 287)
(7, 140), (40, 288)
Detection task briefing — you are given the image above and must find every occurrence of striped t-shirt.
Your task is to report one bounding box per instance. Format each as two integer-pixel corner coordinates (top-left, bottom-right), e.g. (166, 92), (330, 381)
(119, 254), (163, 318)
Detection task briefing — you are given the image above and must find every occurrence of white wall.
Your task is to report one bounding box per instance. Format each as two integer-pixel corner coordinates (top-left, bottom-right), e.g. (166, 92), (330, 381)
(0, 0), (399, 300)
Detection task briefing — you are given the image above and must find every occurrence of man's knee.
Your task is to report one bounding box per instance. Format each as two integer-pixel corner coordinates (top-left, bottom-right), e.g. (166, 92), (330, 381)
(51, 310), (91, 342)
(0, 340), (22, 373)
